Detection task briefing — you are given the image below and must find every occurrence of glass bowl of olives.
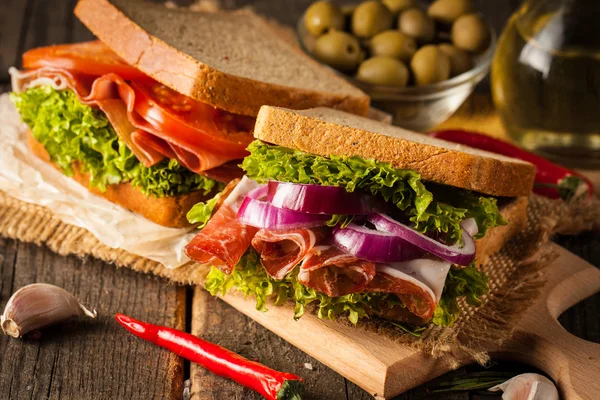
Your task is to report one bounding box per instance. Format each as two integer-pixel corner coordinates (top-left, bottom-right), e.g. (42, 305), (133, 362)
(298, 0), (496, 131)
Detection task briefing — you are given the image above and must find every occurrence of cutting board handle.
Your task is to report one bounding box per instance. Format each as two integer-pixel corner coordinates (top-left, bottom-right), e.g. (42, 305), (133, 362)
(498, 244), (600, 400)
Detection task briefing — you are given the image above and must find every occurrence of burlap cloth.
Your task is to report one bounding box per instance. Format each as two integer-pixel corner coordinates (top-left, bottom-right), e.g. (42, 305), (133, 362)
(1, 189), (599, 364)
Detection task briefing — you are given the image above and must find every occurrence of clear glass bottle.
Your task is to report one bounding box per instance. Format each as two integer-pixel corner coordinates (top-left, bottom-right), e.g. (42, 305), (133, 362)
(492, 0), (600, 168)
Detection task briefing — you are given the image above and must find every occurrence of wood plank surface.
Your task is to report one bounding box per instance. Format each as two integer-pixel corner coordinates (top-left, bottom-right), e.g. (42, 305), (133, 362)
(190, 288), (349, 400)
(0, 238), (186, 399)
(0, 0), (31, 82)
(20, 0), (74, 53)
(0, 1), (599, 400)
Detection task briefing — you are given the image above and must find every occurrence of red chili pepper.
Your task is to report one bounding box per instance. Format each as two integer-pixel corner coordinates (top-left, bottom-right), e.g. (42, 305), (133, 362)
(115, 314), (303, 400)
(428, 130), (594, 200)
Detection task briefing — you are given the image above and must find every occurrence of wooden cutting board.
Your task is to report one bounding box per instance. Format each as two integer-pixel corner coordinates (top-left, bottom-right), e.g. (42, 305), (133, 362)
(211, 96), (600, 399)
(217, 243), (600, 399)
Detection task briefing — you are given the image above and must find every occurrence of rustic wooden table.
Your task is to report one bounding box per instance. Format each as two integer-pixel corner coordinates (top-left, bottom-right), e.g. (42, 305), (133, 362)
(0, 1), (598, 399)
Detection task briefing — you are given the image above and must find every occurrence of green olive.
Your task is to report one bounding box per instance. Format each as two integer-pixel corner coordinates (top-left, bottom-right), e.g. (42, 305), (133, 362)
(398, 8), (435, 42)
(357, 56), (409, 87)
(438, 43), (473, 76)
(410, 45), (450, 85)
(313, 30), (362, 72)
(452, 13), (490, 53)
(304, 1), (345, 36)
(370, 30), (416, 62)
(351, 1), (394, 39)
(428, 0), (474, 24)
(381, 0), (417, 16)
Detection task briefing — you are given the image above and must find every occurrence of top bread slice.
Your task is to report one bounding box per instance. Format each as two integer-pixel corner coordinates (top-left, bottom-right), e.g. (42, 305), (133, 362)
(74, 0), (370, 117)
(254, 106), (537, 197)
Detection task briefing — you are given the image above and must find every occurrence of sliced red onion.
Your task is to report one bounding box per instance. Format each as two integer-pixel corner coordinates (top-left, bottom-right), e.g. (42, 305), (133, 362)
(332, 224), (423, 263)
(222, 176), (262, 212)
(461, 217), (478, 237)
(237, 186), (330, 230)
(367, 214), (476, 266)
(267, 181), (385, 215)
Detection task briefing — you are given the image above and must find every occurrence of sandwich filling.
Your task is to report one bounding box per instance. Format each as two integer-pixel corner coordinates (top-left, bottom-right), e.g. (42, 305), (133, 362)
(12, 86), (220, 197)
(10, 41), (254, 201)
(185, 141), (505, 327)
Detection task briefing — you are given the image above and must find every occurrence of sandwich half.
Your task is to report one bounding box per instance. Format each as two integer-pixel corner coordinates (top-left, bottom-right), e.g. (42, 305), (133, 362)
(184, 106), (536, 327)
(9, 0), (368, 228)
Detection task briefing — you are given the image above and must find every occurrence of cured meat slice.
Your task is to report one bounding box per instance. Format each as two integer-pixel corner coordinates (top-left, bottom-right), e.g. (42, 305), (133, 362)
(11, 67), (250, 174)
(199, 161), (245, 184)
(365, 259), (452, 320)
(89, 73), (243, 172)
(251, 228), (327, 280)
(298, 245), (376, 297)
(185, 177), (260, 273)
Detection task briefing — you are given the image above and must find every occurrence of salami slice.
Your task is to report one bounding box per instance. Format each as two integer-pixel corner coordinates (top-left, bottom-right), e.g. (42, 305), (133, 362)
(298, 245), (376, 297)
(185, 177), (260, 274)
(251, 228), (327, 279)
(364, 260), (451, 320)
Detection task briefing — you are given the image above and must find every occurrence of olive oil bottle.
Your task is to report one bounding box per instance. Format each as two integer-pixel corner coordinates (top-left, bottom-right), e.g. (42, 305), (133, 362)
(492, 0), (600, 168)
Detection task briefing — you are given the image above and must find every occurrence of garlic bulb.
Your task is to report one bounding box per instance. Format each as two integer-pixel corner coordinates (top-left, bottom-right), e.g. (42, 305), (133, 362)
(1, 283), (97, 338)
(489, 373), (559, 400)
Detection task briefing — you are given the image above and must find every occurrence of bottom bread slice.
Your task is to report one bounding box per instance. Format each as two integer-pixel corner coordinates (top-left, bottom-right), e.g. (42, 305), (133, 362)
(27, 132), (215, 228)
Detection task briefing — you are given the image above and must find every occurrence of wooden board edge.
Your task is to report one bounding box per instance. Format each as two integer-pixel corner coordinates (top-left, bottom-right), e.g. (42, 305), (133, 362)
(217, 291), (464, 398)
(493, 244), (600, 400)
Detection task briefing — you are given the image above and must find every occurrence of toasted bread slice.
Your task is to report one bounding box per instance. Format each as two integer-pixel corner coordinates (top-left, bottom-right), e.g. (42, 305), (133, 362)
(74, 0), (370, 117)
(27, 132), (213, 228)
(254, 106), (536, 197)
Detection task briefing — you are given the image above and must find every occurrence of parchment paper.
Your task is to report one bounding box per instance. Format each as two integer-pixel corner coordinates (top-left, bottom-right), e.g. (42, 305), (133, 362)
(0, 93), (195, 268)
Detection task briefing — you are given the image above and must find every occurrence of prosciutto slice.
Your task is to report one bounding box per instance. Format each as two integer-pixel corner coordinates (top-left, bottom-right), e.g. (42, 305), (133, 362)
(251, 228), (327, 279)
(298, 245), (376, 297)
(185, 177), (260, 273)
(11, 67), (248, 175)
(365, 259), (452, 320)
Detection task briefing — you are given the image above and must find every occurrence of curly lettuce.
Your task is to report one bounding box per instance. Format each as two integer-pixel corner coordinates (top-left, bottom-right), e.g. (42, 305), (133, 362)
(10, 86), (220, 198)
(206, 250), (403, 325)
(187, 191), (223, 228)
(433, 262), (489, 327)
(326, 214), (354, 228)
(206, 251), (488, 328)
(242, 141), (505, 243)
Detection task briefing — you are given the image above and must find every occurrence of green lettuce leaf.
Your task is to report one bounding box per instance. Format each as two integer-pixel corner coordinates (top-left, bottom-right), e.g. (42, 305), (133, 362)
(10, 86), (221, 198)
(463, 196), (507, 239)
(433, 263), (489, 327)
(206, 250), (488, 327)
(187, 191), (223, 228)
(242, 141), (505, 243)
(326, 214), (354, 228)
(205, 250), (403, 324)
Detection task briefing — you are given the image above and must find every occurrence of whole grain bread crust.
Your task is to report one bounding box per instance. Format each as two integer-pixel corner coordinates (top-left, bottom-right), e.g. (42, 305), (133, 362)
(74, 0), (370, 117)
(28, 133), (213, 228)
(254, 106), (537, 197)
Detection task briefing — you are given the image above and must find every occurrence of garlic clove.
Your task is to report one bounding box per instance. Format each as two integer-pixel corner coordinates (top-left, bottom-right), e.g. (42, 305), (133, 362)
(1, 283), (97, 338)
(489, 373), (559, 400)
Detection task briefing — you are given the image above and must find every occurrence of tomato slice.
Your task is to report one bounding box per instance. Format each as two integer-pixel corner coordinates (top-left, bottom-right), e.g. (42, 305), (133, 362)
(130, 82), (254, 157)
(22, 40), (149, 81)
